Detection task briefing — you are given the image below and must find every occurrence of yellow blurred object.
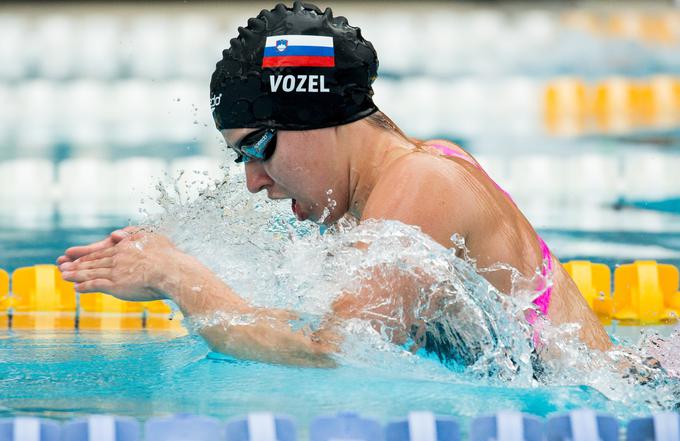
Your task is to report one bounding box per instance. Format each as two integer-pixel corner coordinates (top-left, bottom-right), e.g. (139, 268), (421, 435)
(146, 310), (186, 331)
(10, 265), (76, 329)
(650, 76), (680, 116)
(592, 78), (633, 109)
(631, 81), (655, 126)
(544, 78), (588, 115)
(0, 268), (9, 328)
(0, 263), (186, 332)
(563, 260), (613, 320)
(639, 15), (676, 45)
(79, 293), (144, 330)
(562, 11), (680, 46)
(607, 13), (642, 39)
(140, 300), (185, 330)
(141, 300), (173, 314)
(543, 78), (588, 136)
(613, 261), (680, 324)
(561, 11), (600, 35)
(591, 78), (635, 133)
(12, 265), (76, 311)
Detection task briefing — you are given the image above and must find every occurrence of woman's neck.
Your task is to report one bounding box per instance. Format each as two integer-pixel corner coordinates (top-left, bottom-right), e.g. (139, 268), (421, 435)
(339, 120), (414, 220)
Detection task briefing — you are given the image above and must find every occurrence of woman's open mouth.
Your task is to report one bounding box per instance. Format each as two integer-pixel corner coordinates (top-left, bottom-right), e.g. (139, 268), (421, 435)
(292, 199), (307, 221)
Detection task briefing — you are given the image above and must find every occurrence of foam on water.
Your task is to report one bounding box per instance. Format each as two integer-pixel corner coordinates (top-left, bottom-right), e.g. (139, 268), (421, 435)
(138, 161), (679, 414)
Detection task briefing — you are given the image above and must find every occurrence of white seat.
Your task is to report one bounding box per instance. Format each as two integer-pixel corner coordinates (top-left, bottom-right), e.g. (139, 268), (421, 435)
(0, 159), (56, 228)
(567, 153), (621, 205)
(110, 157), (167, 217)
(174, 16), (219, 79)
(34, 15), (76, 79)
(128, 17), (172, 79)
(0, 14), (29, 80)
(419, 12), (466, 76)
(110, 80), (156, 148)
(0, 159), (55, 200)
(61, 80), (110, 147)
(395, 78), (442, 138)
(488, 77), (542, 137)
(622, 151), (679, 200)
(369, 13), (418, 74)
(439, 79), (488, 138)
(76, 16), (122, 79)
(0, 84), (15, 146)
(160, 81), (209, 145)
(510, 155), (566, 204)
(14, 80), (60, 152)
(57, 158), (114, 227)
(58, 158), (113, 200)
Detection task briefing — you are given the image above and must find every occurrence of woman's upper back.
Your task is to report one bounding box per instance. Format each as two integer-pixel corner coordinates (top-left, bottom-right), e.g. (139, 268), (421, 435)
(362, 139), (544, 293)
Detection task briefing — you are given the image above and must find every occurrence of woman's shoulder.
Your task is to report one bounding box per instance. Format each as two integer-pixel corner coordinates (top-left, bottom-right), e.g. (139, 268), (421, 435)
(419, 139), (479, 166)
(361, 146), (480, 247)
(375, 147), (472, 202)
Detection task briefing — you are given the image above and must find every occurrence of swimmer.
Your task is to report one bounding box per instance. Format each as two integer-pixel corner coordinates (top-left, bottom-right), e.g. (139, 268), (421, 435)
(57, 1), (611, 367)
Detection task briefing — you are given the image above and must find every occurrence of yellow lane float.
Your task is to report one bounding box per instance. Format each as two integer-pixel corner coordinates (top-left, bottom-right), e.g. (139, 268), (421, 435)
(0, 264), (184, 332)
(11, 264), (77, 329)
(613, 260), (680, 324)
(563, 260), (613, 321)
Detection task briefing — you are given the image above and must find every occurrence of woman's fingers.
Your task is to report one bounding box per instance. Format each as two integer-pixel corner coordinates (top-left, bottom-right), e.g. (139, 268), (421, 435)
(74, 247), (117, 264)
(63, 226), (140, 261)
(59, 249), (115, 271)
(62, 268), (111, 283)
(74, 279), (114, 294)
(64, 237), (115, 260)
(60, 257), (113, 272)
(110, 226), (141, 242)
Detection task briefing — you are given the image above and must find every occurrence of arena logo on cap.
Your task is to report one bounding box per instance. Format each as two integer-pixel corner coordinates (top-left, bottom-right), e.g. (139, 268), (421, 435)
(262, 34), (335, 68)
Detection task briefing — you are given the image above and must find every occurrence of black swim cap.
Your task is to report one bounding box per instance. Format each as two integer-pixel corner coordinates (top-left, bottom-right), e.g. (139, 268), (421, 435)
(210, 1), (379, 131)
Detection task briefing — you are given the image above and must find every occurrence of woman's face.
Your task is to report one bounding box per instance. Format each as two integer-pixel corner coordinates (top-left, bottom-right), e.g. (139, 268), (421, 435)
(222, 127), (349, 224)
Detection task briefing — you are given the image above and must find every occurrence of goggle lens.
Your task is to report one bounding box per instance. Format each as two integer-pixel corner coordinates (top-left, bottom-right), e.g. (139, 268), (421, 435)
(231, 129), (277, 163)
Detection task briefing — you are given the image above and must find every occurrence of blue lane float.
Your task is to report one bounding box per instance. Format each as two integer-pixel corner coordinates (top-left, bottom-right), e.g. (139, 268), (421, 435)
(386, 411), (460, 441)
(1, 410), (680, 440)
(544, 409), (619, 441)
(0, 417), (60, 441)
(145, 414), (221, 441)
(310, 412), (383, 441)
(470, 411), (543, 441)
(62, 416), (139, 441)
(628, 412), (680, 441)
(226, 413), (296, 441)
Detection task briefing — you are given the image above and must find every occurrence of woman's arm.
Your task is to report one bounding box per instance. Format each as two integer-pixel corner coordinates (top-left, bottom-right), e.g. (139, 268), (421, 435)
(60, 231), (338, 367)
(157, 251), (339, 367)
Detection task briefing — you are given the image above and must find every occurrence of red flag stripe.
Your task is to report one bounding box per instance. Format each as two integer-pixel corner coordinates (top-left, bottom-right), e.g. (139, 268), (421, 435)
(262, 56), (335, 68)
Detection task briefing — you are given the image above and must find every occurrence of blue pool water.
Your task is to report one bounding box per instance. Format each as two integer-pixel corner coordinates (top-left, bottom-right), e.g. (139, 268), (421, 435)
(1, 210), (679, 430)
(0, 331), (649, 429)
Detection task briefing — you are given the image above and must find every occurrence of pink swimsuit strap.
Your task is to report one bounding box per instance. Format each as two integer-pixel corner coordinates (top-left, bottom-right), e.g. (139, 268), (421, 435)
(428, 143), (552, 320)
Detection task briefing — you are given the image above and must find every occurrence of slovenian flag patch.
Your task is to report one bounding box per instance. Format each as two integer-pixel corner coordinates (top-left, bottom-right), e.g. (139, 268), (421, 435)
(262, 35), (335, 68)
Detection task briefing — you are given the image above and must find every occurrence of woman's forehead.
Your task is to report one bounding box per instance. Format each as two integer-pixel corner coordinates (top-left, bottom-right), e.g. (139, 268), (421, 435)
(222, 128), (257, 146)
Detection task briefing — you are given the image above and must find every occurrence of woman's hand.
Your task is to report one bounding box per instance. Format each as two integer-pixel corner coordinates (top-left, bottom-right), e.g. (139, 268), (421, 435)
(56, 226), (138, 265)
(58, 229), (179, 302)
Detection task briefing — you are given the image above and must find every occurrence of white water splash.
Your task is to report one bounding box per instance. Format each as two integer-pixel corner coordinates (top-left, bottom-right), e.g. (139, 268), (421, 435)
(138, 162), (679, 413)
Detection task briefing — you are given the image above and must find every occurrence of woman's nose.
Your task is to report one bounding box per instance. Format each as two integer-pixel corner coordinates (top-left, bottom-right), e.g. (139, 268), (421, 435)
(244, 161), (274, 193)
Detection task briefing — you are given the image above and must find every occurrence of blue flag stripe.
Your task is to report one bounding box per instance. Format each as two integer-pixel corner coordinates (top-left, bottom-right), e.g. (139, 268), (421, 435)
(264, 46), (334, 57)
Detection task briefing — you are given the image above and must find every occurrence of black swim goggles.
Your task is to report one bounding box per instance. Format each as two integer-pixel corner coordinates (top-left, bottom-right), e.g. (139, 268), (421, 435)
(228, 128), (277, 164)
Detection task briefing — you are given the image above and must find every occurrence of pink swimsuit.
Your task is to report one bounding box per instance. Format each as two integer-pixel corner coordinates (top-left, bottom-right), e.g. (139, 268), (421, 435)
(429, 143), (553, 322)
